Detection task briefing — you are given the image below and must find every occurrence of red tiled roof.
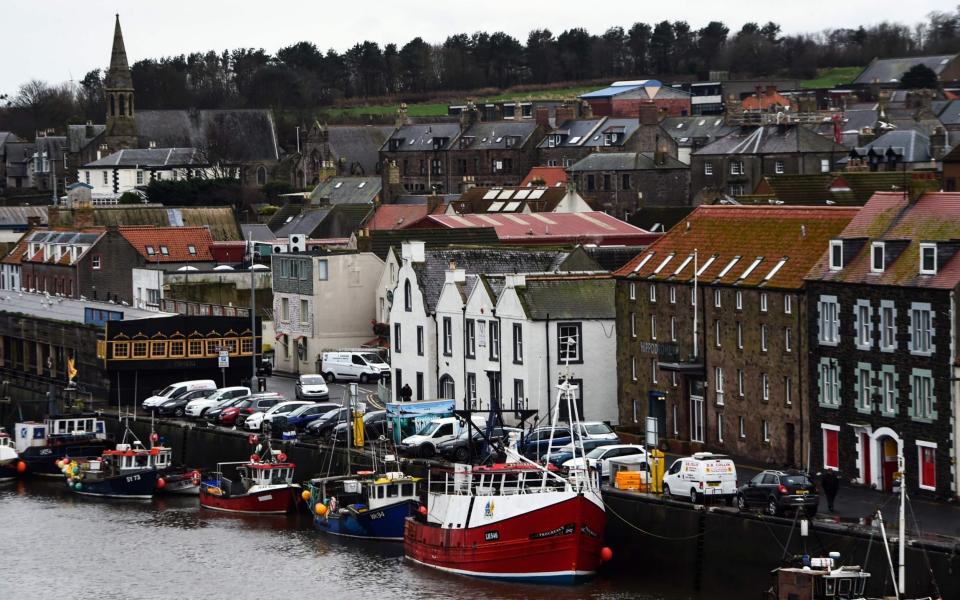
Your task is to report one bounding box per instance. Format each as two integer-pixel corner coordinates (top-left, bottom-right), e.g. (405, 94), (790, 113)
(741, 89), (792, 111)
(1, 239), (28, 265)
(366, 204), (445, 231)
(411, 211), (659, 246)
(807, 191), (960, 289)
(520, 166), (568, 188)
(616, 205), (859, 290)
(118, 226), (214, 262)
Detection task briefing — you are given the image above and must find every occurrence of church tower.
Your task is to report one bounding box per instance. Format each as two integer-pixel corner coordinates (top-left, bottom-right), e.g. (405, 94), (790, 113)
(104, 15), (138, 152)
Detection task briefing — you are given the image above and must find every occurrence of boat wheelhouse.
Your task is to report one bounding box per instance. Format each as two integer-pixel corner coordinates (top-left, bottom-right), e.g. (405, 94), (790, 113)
(308, 466), (419, 541)
(15, 415), (110, 476)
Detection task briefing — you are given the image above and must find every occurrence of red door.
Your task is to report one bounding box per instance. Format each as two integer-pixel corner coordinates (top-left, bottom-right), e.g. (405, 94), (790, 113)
(861, 433), (871, 484)
(824, 429), (839, 469)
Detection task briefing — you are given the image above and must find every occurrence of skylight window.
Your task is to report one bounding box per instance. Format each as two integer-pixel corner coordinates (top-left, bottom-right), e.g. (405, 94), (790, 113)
(653, 253), (675, 274)
(285, 216), (294, 224)
(334, 182), (343, 188)
(698, 119), (706, 126)
(497, 189), (514, 200)
(717, 256), (741, 278)
(496, 137), (503, 143)
(696, 254), (717, 276)
(569, 136), (582, 144)
(483, 189), (499, 200)
(187, 245), (197, 256)
(529, 189), (545, 199)
(714, 119), (723, 126)
(764, 258), (788, 281)
(633, 253), (654, 272)
(673, 254), (694, 275)
(739, 257), (763, 279)
(504, 201), (521, 212)
(145, 245), (156, 256)
(358, 181), (366, 188)
(488, 201), (505, 212)
(514, 189), (531, 200)
(675, 123), (684, 129)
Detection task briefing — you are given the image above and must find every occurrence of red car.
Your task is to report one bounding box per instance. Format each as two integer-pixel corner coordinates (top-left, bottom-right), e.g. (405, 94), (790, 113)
(218, 396), (281, 427)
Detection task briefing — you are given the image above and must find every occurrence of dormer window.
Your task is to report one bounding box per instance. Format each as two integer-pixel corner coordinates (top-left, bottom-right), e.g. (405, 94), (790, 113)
(871, 242), (885, 273)
(920, 243), (937, 275)
(829, 240), (843, 271)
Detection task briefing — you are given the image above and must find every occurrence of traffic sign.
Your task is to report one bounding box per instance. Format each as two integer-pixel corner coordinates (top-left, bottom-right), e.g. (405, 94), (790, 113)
(218, 350), (229, 368)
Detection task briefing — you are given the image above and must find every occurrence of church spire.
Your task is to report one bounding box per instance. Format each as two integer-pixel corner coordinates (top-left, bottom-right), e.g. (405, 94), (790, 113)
(105, 14), (133, 90)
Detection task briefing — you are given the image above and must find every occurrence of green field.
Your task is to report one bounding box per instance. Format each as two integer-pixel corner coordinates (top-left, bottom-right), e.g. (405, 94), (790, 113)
(800, 66), (862, 89)
(320, 84), (594, 119)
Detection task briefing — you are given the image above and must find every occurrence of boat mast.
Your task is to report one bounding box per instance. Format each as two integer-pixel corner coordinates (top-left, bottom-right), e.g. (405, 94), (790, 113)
(898, 445), (906, 596)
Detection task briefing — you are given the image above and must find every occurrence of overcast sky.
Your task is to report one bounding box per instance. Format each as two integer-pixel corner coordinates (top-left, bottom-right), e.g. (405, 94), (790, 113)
(1, 0), (947, 94)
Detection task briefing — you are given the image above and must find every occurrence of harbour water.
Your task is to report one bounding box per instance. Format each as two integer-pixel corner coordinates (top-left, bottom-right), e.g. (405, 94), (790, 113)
(0, 479), (733, 600)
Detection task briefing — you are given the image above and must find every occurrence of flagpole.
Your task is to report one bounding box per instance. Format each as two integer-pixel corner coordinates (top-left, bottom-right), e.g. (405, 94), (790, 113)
(692, 249), (698, 359)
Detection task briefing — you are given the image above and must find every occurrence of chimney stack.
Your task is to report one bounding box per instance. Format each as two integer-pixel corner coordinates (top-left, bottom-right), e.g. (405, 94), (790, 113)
(459, 102), (479, 131)
(395, 103), (410, 128)
(534, 106), (551, 129)
(639, 101), (659, 126)
(930, 126), (947, 161)
(553, 104), (575, 126)
(857, 127), (876, 147)
(427, 194), (441, 215)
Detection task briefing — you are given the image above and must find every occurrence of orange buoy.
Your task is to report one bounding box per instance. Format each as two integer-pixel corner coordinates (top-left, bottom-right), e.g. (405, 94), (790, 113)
(314, 503), (328, 516)
(156, 477), (166, 490)
(301, 490), (312, 502)
(600, 547), (613, 562)
(16, 461), (27, 474)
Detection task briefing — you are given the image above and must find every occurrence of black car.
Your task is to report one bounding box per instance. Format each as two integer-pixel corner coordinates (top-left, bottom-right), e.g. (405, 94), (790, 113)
(304, 407), (352, 440)
(437, 426), (521, 463)
(330, 410), (388, 444)
(737, 470), (819, 517)
(155, 389), (215, 418)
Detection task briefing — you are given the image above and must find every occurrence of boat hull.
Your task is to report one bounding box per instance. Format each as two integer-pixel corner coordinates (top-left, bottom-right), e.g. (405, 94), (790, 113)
(0, 463), (18, 482)
(21, 441), (111, 477)
(404, 493), (605, 583)
(70, 469), (159, 499)
(314, 500), (414, 541)
(160, 469), (200, 495)
(199, 484), (300, 514)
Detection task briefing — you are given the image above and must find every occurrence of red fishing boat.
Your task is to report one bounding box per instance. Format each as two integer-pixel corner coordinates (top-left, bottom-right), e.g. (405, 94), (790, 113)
(404, 376), (610, 583)
(199, 435), (301, 514)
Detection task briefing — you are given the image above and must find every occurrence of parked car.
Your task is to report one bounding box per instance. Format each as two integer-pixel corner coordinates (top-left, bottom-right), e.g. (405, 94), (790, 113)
(304, 407), (352, 439)
(244, 401), (314, 431)
(541, 439), (620, 468)
(519, 426), (574, 460)
(155, 389), (218, 418)
(185, 386), (251, 418)
(574, 422), (619, 442)
(663, 452), (738, 505)
(219, 395), (282, 427)
(295, 374), (329, 401)
(561, 444), (646, 479)
(737, 470), (819, 517)
(330, 410), (389, 444)
(398, 415), (485, 458)
(141, 379), (217, 411)
(320, 351), (390, 383)
(204, 396), (249, 424)
(437, 426), (522, 463)
(256, 355), (273, 377)
(272, 402), (342, 432)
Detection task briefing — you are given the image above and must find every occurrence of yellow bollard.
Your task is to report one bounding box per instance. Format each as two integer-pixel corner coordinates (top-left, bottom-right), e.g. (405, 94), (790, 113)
(649, 449), (665, 494)
(352, 410), (365, 448)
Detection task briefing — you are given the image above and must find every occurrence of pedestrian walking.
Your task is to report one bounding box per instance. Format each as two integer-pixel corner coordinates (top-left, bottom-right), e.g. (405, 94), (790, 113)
(400, 383), (413, 402)
(820, 469), (840, 512)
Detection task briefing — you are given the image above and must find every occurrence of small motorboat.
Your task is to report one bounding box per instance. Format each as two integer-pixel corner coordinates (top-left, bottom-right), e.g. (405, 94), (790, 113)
(15, 415), (110, 476)
(306, 456), (419, 541)
(0, 428), (26, 482)
(199, 435), (300, 514)
(59, 428), (169, 499)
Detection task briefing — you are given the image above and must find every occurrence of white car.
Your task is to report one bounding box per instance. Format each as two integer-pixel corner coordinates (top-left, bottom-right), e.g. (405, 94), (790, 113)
(562, 444), (647, 479)
(295, 375), (330, 401)
(184, 386), (251, 418)
(244, 400), (315, 431)
(574, 422), (619, 442)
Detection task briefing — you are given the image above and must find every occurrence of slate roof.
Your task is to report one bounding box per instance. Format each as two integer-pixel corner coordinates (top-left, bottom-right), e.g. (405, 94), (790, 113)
(410, 247), (577, 312)
(135, 109), (279, 161)
(84, 147), (201, 168)
(537, 118), (605, 148)
(937, 99), (960, 126)
(520, 166), (568, 187)
(118, 226), (215, 262)
(384, 123), (461, 152)
(309, 176), (380, 206)
(32, 136), (66, 162)
(274, 208), (331, 238)
(458, 121), (539, 150)
(847, 129), (936, 163)
(325, 125), (394, 174)
(661, 116), (737, 147)
(515, 276), (615, 320)
(616, 205), (859, 290)
(0, 206), (48, 228)
(567, 152), (687, 171)
(66, 124), (106, 153)
(693, 124), (847, 156)
(240, 223), (275, 241)
(807, 192), (960, 289)
(854, 55), (958, 85)
(414, 211), (659, 246)
(0, 132), (22, 153)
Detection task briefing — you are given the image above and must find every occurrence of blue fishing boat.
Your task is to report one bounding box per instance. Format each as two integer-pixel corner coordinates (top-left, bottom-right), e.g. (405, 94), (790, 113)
(14, 415), (110, 476)
(307, 460), (419, 541)
(59, 428), (170, 499)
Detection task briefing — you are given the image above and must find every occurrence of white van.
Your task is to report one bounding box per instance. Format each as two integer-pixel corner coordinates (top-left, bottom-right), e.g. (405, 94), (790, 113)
(398, 415), (486, 458)
(662, 452), (738, 505)
(321, 351), (390, 383)
(142, 380), (217, 411)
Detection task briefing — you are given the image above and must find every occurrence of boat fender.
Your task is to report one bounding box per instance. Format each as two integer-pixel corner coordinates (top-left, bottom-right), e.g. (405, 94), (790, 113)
(329, 497), (337, 512)
(192, 471), (201, 485)
(601, 547), (613, 562)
